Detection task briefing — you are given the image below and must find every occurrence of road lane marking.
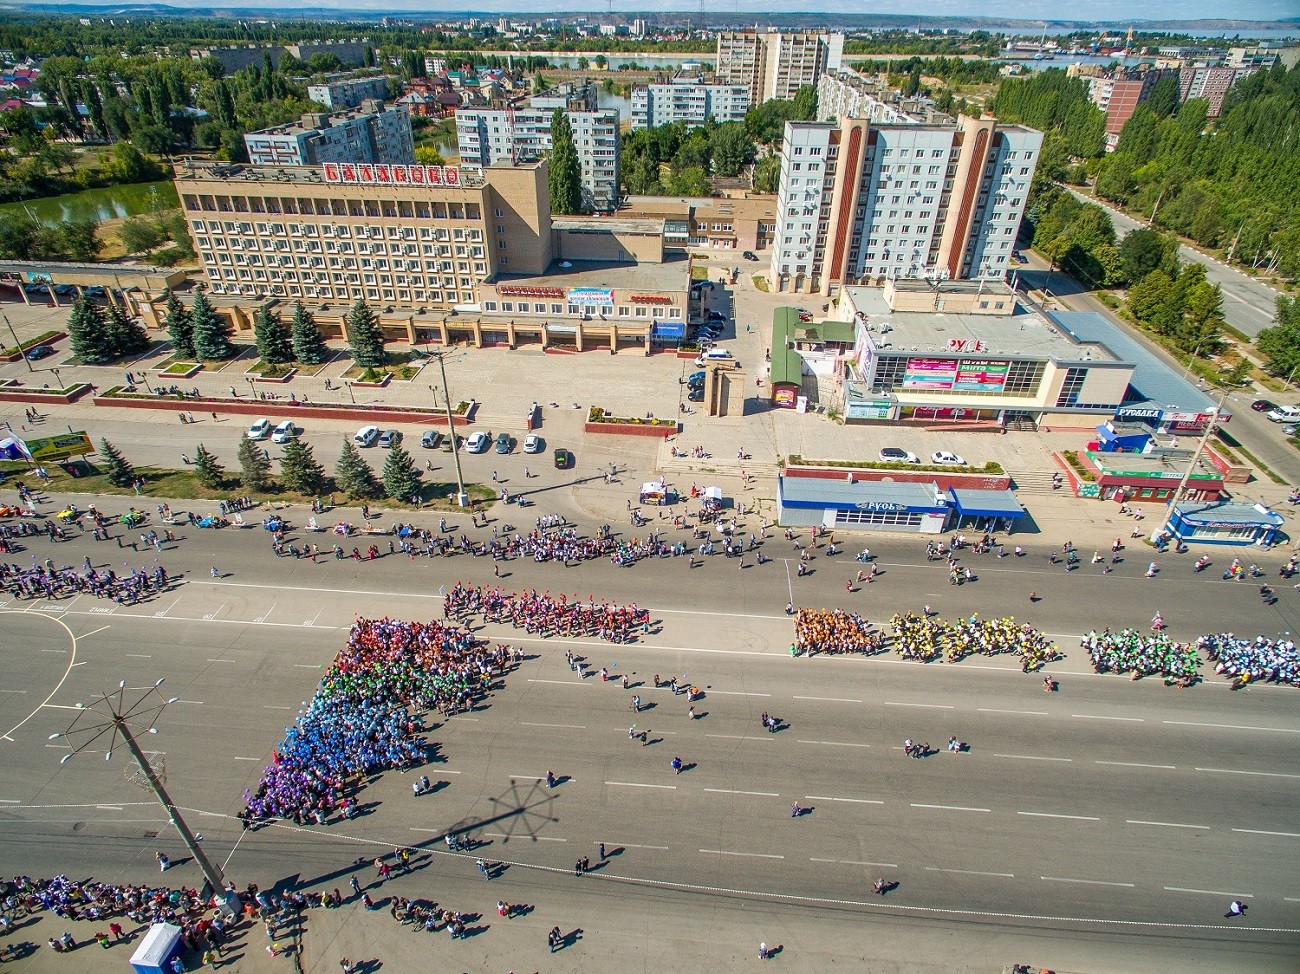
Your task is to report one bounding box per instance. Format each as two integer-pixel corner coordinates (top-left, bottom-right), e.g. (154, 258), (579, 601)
(485, 832), (566, 842)
(1127, 820), (1210, 830)
(926, 867), (1013, 878)
(1195, 767), (1300, 780)
(1165, 720), (1300, 734)
(448, 716), (478, 721)
(124, 653), (152, 658)
(1072, 714), (1143, 722)
(1042, 876), (1134, 888)
(293, 664), (321, 669)
(806, 795), (884, 805)
(706, 734), (774, 741)
(798, 740), (871, 748)
(1, 610), (78, 742)
(706, 690), (772, 697)
(911, 803), (990, 813)
(206, 659), (236, 664)
(1164, 887), (1253, 898)
(520, 722), (587, 730)
(78, 626), (111, 638)
(811, 857), (898, 867)
(1232, 829), (1300, 838)
(1019, 812), (1100, 821)
(793, 695), (862, 703)
(978, 708), (1049, 716)
(233, 757), (263, 762)
(95, 805), (124, 811)
(0, 690), (26, 694)
(527, 679), (590, 687)
(703, 788), (779, 797)
(995, 754), (1072, 762)
(1096, 761), (1176, 770)
(605, 781), (676, 790)
(699, 849), (784, 860)
(177, 700), (203, 705)
(264, 705), (292, 710)
(597, 841), (669, 850)
(885, 701), (954, 710)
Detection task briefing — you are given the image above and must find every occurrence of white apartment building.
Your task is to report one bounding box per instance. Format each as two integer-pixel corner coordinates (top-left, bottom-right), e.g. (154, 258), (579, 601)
(715, 29), (844, 106)
(817, 69), (951, 125)
(306, 74), (391, 110)
(456, 106), (620, 211)
(630, 78), (749, 130)
(768, 115), (1042, 295)
(243, 100), (414, 167)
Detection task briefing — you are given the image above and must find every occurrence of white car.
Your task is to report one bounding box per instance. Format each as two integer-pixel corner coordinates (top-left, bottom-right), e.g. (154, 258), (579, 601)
(523, 433), (544, 454)
(271, 421), (296, 444)
(353, 425), (380, 447)
(247, 418), (271, 441)
(466, 431), (492, 454)
(931, 451), (968, 466)
(1266, 405), (1300, 423)
(879, 447), (920, 464)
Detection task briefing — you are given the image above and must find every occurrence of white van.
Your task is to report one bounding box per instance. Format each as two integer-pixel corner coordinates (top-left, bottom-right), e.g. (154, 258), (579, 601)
(1267, 405), (1300, 423)
(694, 348), (734, 367)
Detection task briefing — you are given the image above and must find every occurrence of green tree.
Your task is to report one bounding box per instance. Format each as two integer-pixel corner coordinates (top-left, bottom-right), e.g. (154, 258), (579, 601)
(252, 304), (292, 364)
(1256, 296), (1300, 378)
(752, 154), (781, 193)
(710, 123), (755, 178)
(103, 302), (150, 358)
(345, 298), (385, 368)
(119, 216), (167, 255)
(279, 438), (328, 495)
(791, 84), (818, 121)
(548, 109), (584, 214)
(290, 301), (328, 364)
(1147, 75), (1179, 118)
(1117, 227), (1178, 285)
(1181, 278), (1226, 351)
(67, 296), (111, 364)
(192, 443), (225, 489)
(382, 442), (422, 502)
(98, 438), (135, 487)
(162, 289), (195, 359)
(190, 288), (235, 361)
(237, 433), (273, 491)
(334, 439), (382, 500)
(414, 145), (444, 166)
(58, 220), (99, 262)
(665, 165), (710, 196)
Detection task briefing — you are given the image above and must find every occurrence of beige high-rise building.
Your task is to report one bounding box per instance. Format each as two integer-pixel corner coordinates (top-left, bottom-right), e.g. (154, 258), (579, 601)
(174, 159), (550, 310)
(715, 29), (844, 106)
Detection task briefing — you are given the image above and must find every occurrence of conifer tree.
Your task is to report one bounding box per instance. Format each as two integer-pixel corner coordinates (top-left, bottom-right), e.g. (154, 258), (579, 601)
(192, 443), (225, 489)
(191, 288), (235, 361)
(290, 301), (328, 365)
(346, 299), (385, 369)
(103, 302), (150, 357)
(67, 295), (111, 364)
(334, 439), (382, 500)
(279, 438), (328, 495)
(382, 442), (421, 502)
(162, 288), (194, 359)
(252, 304), (293, 365)
(98, 437), (135, 487)
(237, 434), (273, 491)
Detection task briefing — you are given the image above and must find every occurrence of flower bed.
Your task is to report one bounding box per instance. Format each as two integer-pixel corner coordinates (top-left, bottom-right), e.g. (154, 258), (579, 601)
(92, 386), (474, 426)
(786, 454), (1005, 476)
(0, 382), (92, 405)
(586, 407), (680, 438)
(159, 362), (202, 378)
(0, 330), (65, 363)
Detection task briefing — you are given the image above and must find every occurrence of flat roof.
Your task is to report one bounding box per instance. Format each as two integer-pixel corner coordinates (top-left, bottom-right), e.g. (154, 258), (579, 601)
(796, 319), (855, 345)
(1086, 450), (1222, 480)
(1050, 311), (1224, 416)
(949, 488), (1027, 517)
(494, 256), (689, 292)
(770, 308), (805, 387)
(1174, 501), (1284, 527)
(553, 216), (667, 236)
(846, 287), (1120, 364)
(780, 476), (948, 512)
(246, 101), (390, 137)
(175, 161), (500, 188)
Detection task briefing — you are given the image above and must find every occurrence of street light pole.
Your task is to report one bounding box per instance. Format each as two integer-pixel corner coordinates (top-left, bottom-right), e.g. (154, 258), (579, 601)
(431, 350), (468, 507)
(49, 679), (240, 917)
(3, 313), (33, 373)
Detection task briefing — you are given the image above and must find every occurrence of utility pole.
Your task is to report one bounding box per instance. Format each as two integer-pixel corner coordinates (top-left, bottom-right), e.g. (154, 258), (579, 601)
(1152, 389), (1227, 545)
(431, 349), (468, 507)
(49, 679), (241, 917)
(3, 314), (34, 372)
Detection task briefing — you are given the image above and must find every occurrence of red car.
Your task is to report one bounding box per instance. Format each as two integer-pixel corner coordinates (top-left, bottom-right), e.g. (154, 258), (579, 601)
(1250, 399), (1276, 412)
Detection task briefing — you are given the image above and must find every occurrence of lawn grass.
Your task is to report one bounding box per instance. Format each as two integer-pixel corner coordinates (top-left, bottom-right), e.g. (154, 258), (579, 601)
(341, 351), (424, 382)
(1, 329), (62, 358)
(752, 274), (769, 292)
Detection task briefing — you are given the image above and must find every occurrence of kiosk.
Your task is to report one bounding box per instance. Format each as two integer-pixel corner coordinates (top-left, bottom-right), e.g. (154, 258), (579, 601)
(130, 922), (183, 974)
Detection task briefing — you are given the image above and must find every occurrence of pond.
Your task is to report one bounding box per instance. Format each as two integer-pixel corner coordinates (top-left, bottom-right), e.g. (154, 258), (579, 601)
(0, 181), (179, 227)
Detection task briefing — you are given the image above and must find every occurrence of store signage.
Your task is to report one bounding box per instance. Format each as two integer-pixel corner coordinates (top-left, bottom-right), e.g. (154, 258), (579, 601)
(773, 386), (798, 407)
(855, 501), (904, 512)
(567, 287), (614, 307)
(946, 338), (987, 353)
(954, 358), (1009, 392)
(25, 431), (94, 462)
(322, 164), (461, 186)
(1117, 406), (1162, 420)
(630, 295), (672, 304)
(498, 285), (565, 298)
(902, 357), (959, 390)
(845, 398), (892, 420)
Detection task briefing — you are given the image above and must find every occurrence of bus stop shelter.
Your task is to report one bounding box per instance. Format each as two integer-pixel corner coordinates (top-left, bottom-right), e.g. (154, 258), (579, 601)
(948, 488), (1027, 534)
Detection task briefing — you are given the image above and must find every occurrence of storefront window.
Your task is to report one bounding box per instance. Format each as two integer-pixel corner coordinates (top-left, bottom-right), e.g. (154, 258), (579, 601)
(833, 509), (924, 527)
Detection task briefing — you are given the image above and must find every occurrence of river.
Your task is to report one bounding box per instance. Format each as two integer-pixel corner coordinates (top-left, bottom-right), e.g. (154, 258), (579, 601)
(0, 181), (179, 227)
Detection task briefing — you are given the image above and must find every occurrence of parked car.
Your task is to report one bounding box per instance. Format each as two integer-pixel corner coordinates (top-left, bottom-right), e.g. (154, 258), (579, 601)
(553, 447), (574, 470)
(1250, 399), (1276, 412)
(687, 388), (704, 403)
(1013, 251), (1028, 264)
(523, 433), (544, 454)
(931, 451), (968, 466)
(353, 425), (380, 447)
(707, 310), (727, 322)
(271, 420), (297, 444)
(1282, 424), (1297, 436)
(879, 447), (920, 464)
(23, 345), (53, 361)
(247, 418), (272, 441)
(1267, 405), (1300, 423)
(378, 429), (402, 448)
(466, 431), (491, 453)
(494, 432), (514, 454)
(687, 376), (706, 391)
(695, 349), (734, 367)
(742, 250), (758, 261)
(420, 430), (443, 449)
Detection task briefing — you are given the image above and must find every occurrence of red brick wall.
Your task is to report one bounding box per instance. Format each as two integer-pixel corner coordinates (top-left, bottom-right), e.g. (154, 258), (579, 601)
(584, 421), (679, 438)
(91, 393), (471, 427)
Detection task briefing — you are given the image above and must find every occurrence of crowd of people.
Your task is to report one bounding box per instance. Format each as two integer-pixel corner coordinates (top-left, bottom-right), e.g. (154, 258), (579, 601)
(1081, 628), (1201, 685)
(793, 608), (884, 655)
(241, 617), (511, 824)
(889, 612), (1059, 671)
(1197, 633), (1300, 688)
(0, 561), (170, 604)
(444, 583), (650, 643)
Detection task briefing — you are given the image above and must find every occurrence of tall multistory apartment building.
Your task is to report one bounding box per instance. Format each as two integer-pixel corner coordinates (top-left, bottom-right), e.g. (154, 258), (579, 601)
(817, 68), (951, 125)
(243, 100), (414, 167)
(630, 78), (749, 130)
(307, 74), (392, 110)
(715, 29), (844, 106)
(456, 100), (620, 211)
(1178, 63), (1257, 117)
(768, 115), (1042, 295)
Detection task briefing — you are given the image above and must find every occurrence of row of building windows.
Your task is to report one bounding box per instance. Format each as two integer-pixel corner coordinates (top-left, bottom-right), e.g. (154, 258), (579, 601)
(184, 196), (483, 221)
(481, 301), (682, 318)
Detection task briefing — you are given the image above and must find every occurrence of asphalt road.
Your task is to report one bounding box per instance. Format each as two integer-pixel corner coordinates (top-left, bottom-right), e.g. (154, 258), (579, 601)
(1063, 186), (1284, 339)
(0, 496), (1297, 972)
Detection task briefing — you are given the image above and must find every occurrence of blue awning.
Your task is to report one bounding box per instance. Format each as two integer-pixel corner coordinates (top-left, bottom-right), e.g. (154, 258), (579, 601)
(949, 488), (1027, 519)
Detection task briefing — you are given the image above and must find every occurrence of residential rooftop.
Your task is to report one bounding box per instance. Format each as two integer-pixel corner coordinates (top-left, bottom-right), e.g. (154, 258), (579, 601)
(494, 256), (690, 292)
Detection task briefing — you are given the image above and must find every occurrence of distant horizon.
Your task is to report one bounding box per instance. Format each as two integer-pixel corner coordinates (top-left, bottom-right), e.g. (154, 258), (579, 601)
(15, 1), (1300, 25)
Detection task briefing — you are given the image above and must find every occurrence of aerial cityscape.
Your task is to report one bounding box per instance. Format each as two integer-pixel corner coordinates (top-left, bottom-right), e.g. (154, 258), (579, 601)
(0, 6), (1296, 974)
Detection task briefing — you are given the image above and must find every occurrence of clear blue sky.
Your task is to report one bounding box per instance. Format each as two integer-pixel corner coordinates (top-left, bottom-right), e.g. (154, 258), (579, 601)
(146, 1), (1298, 21)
